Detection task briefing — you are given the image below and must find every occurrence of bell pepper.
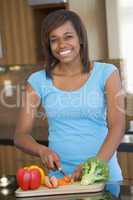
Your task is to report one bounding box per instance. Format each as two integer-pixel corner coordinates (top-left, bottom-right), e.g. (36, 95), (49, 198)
(28, 165), (45, 185)
(16, 167), (41, 190)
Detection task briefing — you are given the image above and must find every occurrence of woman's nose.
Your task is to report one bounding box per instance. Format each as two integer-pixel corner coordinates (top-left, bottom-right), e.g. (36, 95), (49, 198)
(58, 38), (66, 48)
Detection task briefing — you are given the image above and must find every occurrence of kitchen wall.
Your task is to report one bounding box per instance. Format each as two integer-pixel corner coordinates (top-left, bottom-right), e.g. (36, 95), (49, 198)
(69, 0), (108, 60)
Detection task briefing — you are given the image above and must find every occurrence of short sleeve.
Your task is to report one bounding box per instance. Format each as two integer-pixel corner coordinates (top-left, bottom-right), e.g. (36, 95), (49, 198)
(102, 63), (118, 87)
(27, 70), (45, 99)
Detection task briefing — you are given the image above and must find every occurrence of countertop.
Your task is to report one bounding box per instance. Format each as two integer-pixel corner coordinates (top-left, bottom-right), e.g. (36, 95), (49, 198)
(117, 134), (133, 152)
(0, 182), (133, 200)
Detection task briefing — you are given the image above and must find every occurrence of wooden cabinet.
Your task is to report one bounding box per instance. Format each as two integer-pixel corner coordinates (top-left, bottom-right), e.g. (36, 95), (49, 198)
(0, 0), (68, 65)
(117, 152), (133, 184)
(0, 0), (37, 64)
(0, 145), (44, 175)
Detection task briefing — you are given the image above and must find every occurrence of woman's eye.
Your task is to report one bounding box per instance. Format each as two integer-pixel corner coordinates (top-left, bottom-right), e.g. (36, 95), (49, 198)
(50, 38), (57, 43)
(65, 35), (73, 40)
(50, 35), (73, 44)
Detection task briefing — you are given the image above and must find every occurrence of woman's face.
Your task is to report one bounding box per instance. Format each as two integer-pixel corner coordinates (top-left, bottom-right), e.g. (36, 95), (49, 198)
(49, 21), (81, 65)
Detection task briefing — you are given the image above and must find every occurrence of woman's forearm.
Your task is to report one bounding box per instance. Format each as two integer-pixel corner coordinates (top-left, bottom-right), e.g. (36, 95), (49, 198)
(14, 133), (46, 157)
(96, 125), (125, 161)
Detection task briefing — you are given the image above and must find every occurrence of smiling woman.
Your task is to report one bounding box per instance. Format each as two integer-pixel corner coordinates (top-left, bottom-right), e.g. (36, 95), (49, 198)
(14, 9), (125, 184)
(41, 9), (89, 77)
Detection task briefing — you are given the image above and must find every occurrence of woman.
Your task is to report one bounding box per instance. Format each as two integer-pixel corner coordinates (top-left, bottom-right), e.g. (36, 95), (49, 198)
(14, 10), (125, 182)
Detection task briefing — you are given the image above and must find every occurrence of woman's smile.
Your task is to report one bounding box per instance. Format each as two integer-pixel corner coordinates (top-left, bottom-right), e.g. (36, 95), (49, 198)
(59, 49), (72, 56)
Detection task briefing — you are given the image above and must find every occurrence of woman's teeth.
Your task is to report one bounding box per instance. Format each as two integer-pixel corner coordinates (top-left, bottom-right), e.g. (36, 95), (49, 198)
(59, 50), (71, 56)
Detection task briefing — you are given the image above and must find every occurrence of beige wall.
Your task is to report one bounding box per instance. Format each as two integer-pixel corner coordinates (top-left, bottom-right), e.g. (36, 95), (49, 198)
(69, 0), (108, 60)
(105, 0), (121, 59)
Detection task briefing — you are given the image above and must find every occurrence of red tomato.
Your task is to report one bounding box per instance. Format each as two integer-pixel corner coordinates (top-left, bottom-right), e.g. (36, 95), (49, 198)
(16, 167), (41, 190)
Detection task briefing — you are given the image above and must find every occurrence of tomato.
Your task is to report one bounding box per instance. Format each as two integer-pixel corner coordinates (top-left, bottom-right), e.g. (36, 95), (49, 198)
(16, 167), (41, 190)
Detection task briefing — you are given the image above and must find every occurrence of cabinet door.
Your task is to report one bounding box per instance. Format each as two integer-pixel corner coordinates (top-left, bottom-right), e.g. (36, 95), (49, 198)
(0, 145), (44, 175)
(0, 32), (7, 64)
(118, 152), (133, 184)
(0, 0), (37, 64)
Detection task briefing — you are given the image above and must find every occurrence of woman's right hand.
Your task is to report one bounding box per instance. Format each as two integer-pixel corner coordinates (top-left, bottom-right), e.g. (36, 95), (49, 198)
(38, 145), (61, 171)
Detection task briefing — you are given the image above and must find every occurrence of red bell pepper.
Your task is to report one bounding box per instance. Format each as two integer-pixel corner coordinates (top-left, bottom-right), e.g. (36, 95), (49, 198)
(16, 167), (41, 190)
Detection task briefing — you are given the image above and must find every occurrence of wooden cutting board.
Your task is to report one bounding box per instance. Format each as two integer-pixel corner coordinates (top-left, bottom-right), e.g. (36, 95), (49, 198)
(15, 182), (105, 197)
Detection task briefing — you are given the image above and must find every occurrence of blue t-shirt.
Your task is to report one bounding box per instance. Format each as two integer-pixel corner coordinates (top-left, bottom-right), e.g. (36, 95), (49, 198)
(27, 62), (123, 181)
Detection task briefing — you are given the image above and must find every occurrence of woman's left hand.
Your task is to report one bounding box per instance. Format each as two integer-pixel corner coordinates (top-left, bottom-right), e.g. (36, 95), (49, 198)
(71, 164), (83, 182)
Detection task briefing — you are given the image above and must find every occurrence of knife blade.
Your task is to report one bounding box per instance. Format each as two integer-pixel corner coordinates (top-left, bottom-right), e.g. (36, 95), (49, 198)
(53, 162), (66, 176)
(58, 167), (66, 176)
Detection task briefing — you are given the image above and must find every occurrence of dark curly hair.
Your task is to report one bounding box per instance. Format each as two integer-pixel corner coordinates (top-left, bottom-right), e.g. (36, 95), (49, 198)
(41, 9), (90, 78)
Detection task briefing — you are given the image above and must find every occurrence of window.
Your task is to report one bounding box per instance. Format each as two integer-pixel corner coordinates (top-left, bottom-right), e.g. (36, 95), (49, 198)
(119, 0), (133, 93)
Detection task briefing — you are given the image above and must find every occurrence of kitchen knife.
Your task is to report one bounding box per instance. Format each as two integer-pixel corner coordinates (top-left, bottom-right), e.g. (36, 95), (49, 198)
(58, 167), (66, 176)
(53, 161), (66, 176)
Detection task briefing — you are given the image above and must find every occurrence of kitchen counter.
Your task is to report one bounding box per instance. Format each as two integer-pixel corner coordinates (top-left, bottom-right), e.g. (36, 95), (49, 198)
(0, 182), (133, 200)
(117, 134), (133, 152)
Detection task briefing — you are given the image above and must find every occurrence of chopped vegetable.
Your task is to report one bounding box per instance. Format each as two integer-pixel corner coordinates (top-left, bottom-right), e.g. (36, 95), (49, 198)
(44, 175), (71, 188)
(80, 157), (109, 185)
(50, 176), (58, 188)
(58, 176), (71, 186)
(58, 178), (67, 186)
(63, 176), (71, 183)
(44, 176), (53, 188)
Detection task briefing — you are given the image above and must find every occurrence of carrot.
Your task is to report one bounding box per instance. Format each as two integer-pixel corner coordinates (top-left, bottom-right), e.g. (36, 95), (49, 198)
(63, 176), (71, 183)
(44, 175), (72, 188)
(58, 176), (72, 186)
(58, 178), (67, 186)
